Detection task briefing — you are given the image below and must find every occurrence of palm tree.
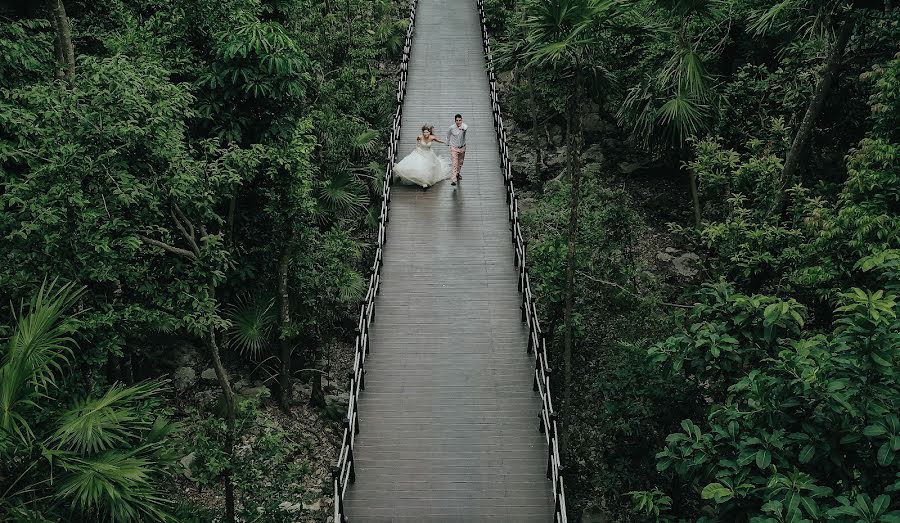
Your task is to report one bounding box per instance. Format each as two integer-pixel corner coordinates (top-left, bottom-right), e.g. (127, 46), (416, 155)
(523, 0), (620, 462)
(618, 0), (720, 226)
(494, 4), (544, 182)
(0, 279), (176, 522)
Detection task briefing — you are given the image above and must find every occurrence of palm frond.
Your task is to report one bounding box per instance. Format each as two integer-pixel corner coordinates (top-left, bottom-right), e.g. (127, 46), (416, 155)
(661, 46), (712, 100)
(749, 0), (800, 35)
(378, 18), (408, 55)
(0, 279), (84, 443)
(352, 129), (380, 156)
(225, 295), (275, 360)
(338, 271), (367, 303)
(50, 381), (165, 455)
(656, 92), (710, 144)
(618, 81), (658, 148)
(318, 171), (369, 216)
(55, 451), (173, 523)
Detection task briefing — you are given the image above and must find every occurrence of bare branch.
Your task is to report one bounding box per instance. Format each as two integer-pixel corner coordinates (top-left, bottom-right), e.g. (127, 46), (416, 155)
(577, 271), (693, 309)
(169, 204), (200, 256)
(138, 235), (198, 261)
(172, 202), (195, 239)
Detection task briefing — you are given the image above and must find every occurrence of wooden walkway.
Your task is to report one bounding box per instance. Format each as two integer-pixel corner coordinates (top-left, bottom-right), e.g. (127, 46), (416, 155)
(341, 0), (554, 520)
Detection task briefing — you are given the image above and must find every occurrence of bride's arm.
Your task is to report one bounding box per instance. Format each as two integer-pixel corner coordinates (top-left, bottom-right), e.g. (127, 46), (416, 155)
(431, 137), (446, 144)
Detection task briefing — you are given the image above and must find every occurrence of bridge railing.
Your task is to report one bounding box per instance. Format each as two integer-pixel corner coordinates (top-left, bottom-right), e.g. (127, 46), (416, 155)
(474, 2), (569, 522)
(331, 1), (418, 521)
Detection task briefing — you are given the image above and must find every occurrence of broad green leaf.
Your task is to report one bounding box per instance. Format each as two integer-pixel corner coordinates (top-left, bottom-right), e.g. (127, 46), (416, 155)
(864, 425), (887, 437)
(799, 445), (815, 464)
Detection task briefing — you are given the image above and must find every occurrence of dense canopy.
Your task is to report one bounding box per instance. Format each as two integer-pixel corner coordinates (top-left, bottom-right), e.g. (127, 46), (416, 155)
(1, 0), (898, 521)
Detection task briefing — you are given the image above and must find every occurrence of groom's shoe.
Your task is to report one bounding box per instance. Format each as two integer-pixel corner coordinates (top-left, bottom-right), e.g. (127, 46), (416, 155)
(451, 180), (457, 186)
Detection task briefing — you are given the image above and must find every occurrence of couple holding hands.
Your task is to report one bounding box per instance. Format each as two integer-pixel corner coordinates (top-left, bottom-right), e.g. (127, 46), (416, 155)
(393, 114), (468, 190)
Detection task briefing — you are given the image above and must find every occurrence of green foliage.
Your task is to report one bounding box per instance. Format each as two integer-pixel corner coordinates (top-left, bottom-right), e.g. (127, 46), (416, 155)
(0, 19), (53, 89)
(490, 0), (898, 520)
(0, 280), (176, 522)
(649, 283), (899, 521)
(198, 17), (312, 143)
(181, 397), (319, 521)
(1, 0), (406, 520)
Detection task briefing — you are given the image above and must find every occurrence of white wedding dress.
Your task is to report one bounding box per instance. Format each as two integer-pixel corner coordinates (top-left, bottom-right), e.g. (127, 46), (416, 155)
(393, 139), (451, 188)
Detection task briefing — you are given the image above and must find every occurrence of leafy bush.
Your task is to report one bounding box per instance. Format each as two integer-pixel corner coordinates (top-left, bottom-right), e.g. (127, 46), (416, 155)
(643, 283), (900, 522)
(182, 396), (320, 521)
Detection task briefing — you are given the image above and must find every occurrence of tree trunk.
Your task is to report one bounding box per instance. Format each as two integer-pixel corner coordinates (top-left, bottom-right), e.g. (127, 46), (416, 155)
(47, 5), (65, 80)
(530, 70), (542, 180)
(278, 250), (293, 411)
(48, 0), (74, 84)
(226, 195), (236, 246)
(345, 0), (353, 62)
(206, 284), (236, 523)
(773, 15), (855, 217)
(560, 70), (583, 464)
(886, 0), (893, 12)
(689, 168), (701, 227)
(309, 364), (326, 407)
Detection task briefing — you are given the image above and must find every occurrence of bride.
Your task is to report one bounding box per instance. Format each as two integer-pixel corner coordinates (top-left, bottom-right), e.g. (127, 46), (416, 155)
(393, 125), (451, 189)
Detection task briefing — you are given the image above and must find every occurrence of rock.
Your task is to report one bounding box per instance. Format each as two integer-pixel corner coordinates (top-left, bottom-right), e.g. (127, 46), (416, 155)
(234, 378), (250, 391)
(665, 247), (678, 254)
(656, 252), (674, 262)
(582, 112), (604, 133)
(327, 517), (335, 523)
(278, 501), (304, 513)
(293, 382), (312, 398)
(549, 124), (564, 146)
(673, 252), (701, 277)
(239, 385), (271, 402)
(174, 344), (201, 367)
(544, 146), (568, 169)
(200, 368), (217, 381)
(179, 452), (195, 479)
(582, 144), (605, 165)
(302, 500), (322, 511)
(194, 390), (218, 410)
(172, 367), (197, 392)
(618, 161), (644, 175)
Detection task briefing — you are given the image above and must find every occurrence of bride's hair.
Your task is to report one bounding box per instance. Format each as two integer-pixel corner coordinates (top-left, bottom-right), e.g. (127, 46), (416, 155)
(421, 124), (434, 135)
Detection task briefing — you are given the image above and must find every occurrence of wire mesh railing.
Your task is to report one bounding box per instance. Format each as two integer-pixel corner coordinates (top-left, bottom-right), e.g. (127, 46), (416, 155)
(474, 1), (569, 521)
(330, 1), (418, 521)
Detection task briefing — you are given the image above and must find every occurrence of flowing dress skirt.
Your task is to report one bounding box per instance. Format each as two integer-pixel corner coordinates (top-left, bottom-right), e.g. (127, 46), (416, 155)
(394, 144), (451, 187)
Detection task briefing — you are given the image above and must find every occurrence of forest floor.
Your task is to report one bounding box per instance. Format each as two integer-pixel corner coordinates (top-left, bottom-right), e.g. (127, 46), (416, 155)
(166, 340), (355, 522)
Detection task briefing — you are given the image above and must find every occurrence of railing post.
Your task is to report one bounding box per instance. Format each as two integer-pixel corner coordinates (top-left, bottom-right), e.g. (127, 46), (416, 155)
(547, 412), (558, 479)
(332, 467), (347, 523)
(347, 448), (357, 484)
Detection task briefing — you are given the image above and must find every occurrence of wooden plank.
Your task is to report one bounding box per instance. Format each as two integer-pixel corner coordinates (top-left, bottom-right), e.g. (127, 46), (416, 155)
(341, 0), (554, 519)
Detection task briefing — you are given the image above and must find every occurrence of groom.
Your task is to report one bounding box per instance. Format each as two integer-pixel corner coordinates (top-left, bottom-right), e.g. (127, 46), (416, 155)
(446, 114), (468, 186)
